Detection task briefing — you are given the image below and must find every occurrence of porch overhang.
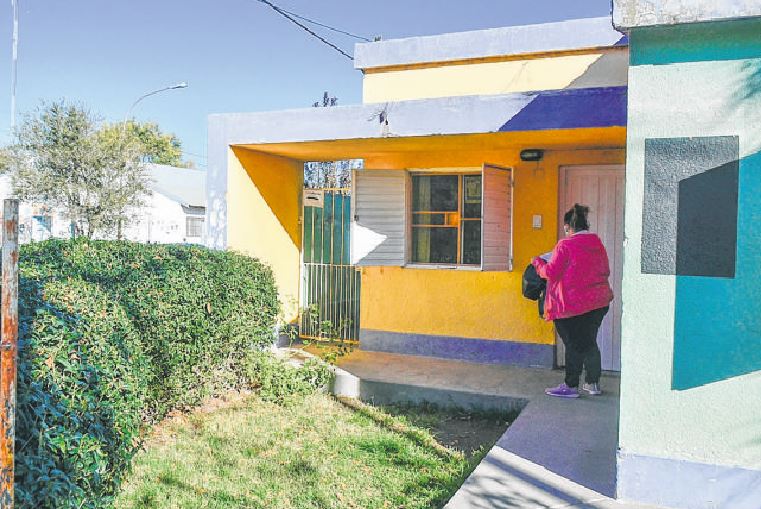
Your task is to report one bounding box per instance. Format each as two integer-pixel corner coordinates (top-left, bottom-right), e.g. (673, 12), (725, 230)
(210, 86), (627, 161)
(207, 87), (627, 251)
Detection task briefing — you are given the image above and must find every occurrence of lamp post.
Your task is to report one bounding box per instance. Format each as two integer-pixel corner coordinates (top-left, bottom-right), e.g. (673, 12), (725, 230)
(118, 82), (187, 240)
(123, 81), (188, 126)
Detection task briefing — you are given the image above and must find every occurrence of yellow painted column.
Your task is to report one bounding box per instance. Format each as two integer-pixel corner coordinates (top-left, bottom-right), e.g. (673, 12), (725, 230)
(227, 147), (303, 322)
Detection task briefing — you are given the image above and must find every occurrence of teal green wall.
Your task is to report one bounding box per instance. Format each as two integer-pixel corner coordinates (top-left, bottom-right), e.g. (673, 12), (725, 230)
(620, 16), (761, 471)
(630, 18), (761, 65)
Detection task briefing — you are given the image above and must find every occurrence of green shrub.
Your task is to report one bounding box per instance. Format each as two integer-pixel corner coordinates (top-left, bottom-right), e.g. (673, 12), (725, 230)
(244, 352), (332, 405)
(12, 239), (313, 508)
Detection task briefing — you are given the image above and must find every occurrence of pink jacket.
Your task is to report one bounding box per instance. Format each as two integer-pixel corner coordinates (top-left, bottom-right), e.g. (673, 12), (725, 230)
(532, 232), (613, 321)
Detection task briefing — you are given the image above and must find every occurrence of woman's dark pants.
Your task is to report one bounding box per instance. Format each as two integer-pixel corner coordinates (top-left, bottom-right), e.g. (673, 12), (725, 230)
(554, 306), (609, 388)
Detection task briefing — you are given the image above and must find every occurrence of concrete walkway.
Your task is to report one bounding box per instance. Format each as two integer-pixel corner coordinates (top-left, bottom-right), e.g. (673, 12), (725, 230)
(333, 350), (663, 509)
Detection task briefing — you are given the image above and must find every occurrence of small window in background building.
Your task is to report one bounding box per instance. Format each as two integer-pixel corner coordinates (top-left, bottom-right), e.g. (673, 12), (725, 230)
(32, 215), (53, 241)
(186, 216), (204, 238)
(411, 174), (482, 265)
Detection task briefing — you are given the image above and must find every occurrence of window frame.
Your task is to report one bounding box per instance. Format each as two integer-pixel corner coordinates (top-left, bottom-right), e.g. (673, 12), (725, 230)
(185, 216), (204, 238)
(407, 169), (482, 267)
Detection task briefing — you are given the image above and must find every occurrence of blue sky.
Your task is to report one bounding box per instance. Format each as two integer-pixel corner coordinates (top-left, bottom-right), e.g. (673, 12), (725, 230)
(0, 0), (613, 167)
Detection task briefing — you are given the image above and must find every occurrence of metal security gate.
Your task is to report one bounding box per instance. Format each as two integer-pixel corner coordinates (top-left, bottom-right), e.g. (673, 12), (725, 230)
(300, 161), (361, 343)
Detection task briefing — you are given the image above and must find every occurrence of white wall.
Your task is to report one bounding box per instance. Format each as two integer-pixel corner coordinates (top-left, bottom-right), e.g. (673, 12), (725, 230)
(0, 175), (204, 245)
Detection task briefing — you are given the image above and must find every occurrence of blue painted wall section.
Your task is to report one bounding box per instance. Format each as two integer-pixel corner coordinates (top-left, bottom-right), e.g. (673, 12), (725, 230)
(360, 329), (555, 368)
(673, 150), (761, 390)
(499, 87), (627, 132)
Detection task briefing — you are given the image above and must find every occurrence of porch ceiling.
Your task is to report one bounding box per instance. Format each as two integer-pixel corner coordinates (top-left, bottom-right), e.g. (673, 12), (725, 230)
(234, 127), (626, 161)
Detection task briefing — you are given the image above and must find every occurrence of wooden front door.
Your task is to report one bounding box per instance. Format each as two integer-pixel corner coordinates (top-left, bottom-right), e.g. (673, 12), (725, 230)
(558, 165), (625, 371)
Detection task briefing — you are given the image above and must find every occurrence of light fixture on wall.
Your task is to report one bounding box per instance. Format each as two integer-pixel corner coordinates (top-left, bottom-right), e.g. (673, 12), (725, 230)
(520, 149), (544, 162)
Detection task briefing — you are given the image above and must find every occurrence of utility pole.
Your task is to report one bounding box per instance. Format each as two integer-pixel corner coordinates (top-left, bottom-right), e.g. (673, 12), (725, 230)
(0, 200), (19, 509)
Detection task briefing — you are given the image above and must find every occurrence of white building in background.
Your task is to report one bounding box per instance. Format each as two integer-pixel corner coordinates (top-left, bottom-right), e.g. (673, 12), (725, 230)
(123, 164), (207, 244)
(0, 164), (206, 245)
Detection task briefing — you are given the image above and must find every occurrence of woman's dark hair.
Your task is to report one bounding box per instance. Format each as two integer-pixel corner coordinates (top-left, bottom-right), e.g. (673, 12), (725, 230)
(564, 204), (590, 231)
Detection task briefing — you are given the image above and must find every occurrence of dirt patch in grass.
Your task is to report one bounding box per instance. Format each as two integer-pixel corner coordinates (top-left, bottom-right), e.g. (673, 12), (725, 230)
(380, 402), (515, 456)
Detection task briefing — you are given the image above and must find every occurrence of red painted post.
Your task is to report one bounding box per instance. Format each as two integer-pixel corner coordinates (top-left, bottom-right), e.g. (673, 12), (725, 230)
(0, 199), (19, 509)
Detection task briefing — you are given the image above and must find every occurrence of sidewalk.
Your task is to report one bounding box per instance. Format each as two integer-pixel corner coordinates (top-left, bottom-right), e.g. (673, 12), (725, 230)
(333, 350), (664, 509)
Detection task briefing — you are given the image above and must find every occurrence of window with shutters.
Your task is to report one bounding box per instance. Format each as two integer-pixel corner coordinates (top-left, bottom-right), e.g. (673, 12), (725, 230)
(351, 166), (512, 270)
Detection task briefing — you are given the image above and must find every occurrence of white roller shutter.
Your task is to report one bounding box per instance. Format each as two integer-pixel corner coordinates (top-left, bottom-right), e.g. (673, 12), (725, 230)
(481, 164), (513, 271)
(351, 170), (407, 266)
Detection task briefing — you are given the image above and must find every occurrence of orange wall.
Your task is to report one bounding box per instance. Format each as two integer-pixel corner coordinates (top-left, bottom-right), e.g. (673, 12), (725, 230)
(359, 148), (626, 343)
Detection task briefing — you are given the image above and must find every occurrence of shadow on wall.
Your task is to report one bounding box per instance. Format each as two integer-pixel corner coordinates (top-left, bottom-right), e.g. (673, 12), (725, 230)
(740, 60), (761, 102)
(230, 146), (303, 249)
(567, 43), (629, 90)
(675, 161), (738, 278)
(642, 138), (761, 390)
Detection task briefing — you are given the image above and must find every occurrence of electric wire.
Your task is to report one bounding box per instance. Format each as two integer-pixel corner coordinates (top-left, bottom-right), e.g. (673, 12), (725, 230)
(275, 6), (371, 42)
(252, 0), (356, 61)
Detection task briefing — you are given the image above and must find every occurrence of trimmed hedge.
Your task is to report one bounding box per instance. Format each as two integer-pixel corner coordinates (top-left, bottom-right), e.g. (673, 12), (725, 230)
(14, 240), (289, 508)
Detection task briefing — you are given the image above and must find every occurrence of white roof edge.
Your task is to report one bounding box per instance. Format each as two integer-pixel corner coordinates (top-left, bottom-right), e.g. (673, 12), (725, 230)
(354, 17), (626, 70)
(147, 163), (207, 208)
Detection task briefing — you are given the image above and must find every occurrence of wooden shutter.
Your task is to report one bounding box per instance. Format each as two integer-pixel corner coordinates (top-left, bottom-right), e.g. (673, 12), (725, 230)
(481, 164), (513, 271)
(351, 170), (407, 266)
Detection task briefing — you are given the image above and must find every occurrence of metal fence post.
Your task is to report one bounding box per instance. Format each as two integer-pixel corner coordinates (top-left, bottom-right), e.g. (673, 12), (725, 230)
(0, 199), (19, 509)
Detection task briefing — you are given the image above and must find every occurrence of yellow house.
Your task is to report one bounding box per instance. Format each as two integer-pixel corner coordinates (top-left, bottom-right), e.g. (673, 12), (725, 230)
(207, 17), (628, 369)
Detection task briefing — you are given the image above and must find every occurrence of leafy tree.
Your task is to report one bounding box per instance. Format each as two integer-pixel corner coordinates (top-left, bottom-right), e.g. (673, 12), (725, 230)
(0, 148), (8, 173)
(312, 91), (338, 107)
(99, 120), (191, 167)
(5, 100), (151, 238)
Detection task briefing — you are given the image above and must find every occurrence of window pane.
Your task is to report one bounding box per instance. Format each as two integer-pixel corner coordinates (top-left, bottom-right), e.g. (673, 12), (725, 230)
(412, 175), (458, 212)
(462, 221), (481, 265)
(462, 175), (482, 219)
(412, 227), (458, 264)
(186, 217), (204, 237)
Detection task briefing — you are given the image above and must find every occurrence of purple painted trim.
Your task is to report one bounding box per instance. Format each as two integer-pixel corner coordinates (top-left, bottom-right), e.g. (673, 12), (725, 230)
(499, 86), (628, 132)
(360, 329), (554, 368)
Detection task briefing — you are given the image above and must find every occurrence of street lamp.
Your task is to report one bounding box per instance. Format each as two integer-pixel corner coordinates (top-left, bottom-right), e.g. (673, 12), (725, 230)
(123, 82), (188, 125)
(119, 82), (187, 240)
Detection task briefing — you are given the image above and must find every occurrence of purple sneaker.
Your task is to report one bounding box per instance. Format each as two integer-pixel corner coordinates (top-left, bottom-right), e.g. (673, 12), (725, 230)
(545, 383), (580, 398)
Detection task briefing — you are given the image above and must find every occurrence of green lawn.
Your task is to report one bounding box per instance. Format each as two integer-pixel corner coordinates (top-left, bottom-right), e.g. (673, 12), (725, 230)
(115, 393), (509, 509)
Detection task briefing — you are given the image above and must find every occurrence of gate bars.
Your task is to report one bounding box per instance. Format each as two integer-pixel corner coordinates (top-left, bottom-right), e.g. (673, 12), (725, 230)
(300, 189), (360, 343)
(0, 200), (19, 509)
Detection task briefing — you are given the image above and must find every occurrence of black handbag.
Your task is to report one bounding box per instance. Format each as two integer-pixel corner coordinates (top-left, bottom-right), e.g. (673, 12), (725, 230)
(522, 263), (547, 318)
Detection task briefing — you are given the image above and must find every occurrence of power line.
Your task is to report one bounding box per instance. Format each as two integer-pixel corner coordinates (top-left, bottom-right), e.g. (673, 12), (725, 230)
(253, 0), (355, 61)
(275, 7), (371, 42)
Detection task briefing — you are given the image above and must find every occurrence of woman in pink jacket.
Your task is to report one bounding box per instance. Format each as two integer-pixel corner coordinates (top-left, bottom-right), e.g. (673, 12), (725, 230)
(532, 204), (614, 398)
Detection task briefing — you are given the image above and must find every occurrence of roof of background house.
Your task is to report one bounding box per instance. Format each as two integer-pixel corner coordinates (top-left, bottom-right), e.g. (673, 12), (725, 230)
(354, 17), (627, 70)
(148, 164), (206, 208)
